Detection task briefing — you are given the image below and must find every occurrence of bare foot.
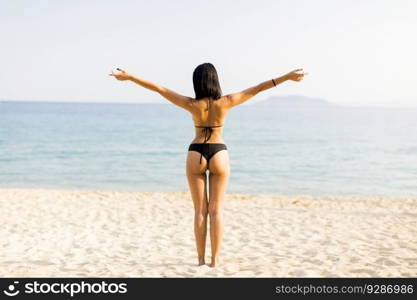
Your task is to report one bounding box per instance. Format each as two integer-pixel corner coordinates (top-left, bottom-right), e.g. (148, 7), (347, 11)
(209, 258), (218, 268)
(198, 258), (205, 266)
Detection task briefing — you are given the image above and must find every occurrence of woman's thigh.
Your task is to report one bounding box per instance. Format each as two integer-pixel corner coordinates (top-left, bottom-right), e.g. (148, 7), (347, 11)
(186, 151), (209, 212)
(208, 150), (230, 209)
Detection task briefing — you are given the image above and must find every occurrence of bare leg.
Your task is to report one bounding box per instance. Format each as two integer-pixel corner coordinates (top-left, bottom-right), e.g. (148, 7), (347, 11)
(208, 150), (230, 267)
(186, 151), (209, 266)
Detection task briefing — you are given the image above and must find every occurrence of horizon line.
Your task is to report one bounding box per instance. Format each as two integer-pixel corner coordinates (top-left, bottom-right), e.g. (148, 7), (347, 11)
(1, 98), (417, 109)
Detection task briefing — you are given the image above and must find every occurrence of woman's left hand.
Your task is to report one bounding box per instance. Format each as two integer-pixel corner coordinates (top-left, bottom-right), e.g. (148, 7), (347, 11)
(285, 69), (308, 82)
(109, 68), (132, 81)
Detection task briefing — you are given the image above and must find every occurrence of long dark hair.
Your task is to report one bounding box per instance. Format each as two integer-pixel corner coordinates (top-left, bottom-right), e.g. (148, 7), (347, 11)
(192, 63), (222, 100)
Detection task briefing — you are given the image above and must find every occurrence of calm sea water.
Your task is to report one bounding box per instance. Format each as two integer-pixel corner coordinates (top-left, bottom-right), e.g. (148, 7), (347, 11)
(1, 101), (416, 197)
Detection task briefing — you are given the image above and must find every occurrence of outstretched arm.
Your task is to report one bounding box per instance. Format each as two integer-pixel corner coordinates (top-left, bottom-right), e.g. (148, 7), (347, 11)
(109, 68), (193, 111)
(224, 69), (308, 108)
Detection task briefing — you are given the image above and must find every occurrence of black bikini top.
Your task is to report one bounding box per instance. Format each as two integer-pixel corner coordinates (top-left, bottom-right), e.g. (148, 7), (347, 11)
(194, 124), (223, 143)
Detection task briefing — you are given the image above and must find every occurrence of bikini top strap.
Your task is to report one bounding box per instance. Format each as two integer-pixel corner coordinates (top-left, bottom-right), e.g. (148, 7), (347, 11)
(204, 127), (211, 143)
(194, 125), (223, 128)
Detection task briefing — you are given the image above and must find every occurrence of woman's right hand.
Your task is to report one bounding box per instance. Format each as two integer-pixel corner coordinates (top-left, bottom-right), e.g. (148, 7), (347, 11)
(109, 68), (133, 81)
(285, 69), (308, 81)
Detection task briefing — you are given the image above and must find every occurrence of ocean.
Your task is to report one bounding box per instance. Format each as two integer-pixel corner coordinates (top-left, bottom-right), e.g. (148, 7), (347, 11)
(1, 100), (416, 197)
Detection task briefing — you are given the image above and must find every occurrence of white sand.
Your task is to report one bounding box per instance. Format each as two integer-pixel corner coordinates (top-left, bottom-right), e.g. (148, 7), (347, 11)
(0, 188), (416, 277)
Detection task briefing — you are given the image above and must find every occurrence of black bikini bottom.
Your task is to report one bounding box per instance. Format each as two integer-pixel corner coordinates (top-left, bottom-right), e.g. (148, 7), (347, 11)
(188, 143), (227, 165)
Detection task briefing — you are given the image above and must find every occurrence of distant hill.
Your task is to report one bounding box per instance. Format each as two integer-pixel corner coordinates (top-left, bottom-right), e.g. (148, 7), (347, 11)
(251, 95), (336, 106)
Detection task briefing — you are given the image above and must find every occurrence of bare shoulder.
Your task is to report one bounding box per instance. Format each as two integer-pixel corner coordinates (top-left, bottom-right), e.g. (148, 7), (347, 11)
(216, 96), (232, 109)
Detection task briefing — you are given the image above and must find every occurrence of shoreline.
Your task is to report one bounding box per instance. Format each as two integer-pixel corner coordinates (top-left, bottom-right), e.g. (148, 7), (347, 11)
(2, 186), (416, 201)
(1, 188), (416, 277)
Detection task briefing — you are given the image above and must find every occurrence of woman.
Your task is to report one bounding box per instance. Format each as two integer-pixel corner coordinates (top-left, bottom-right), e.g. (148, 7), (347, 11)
(110, 63), (307, 267)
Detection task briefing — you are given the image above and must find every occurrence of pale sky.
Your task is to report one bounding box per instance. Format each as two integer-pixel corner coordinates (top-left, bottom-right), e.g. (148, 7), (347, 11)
(1, 0), (416, 107)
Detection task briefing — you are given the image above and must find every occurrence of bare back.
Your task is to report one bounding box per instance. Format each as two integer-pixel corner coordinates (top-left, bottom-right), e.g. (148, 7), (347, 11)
(189, 97), (230, 144)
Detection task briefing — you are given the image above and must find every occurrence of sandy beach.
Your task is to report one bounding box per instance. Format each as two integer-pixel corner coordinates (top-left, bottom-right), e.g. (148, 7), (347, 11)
(0, 188), (416, 277)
